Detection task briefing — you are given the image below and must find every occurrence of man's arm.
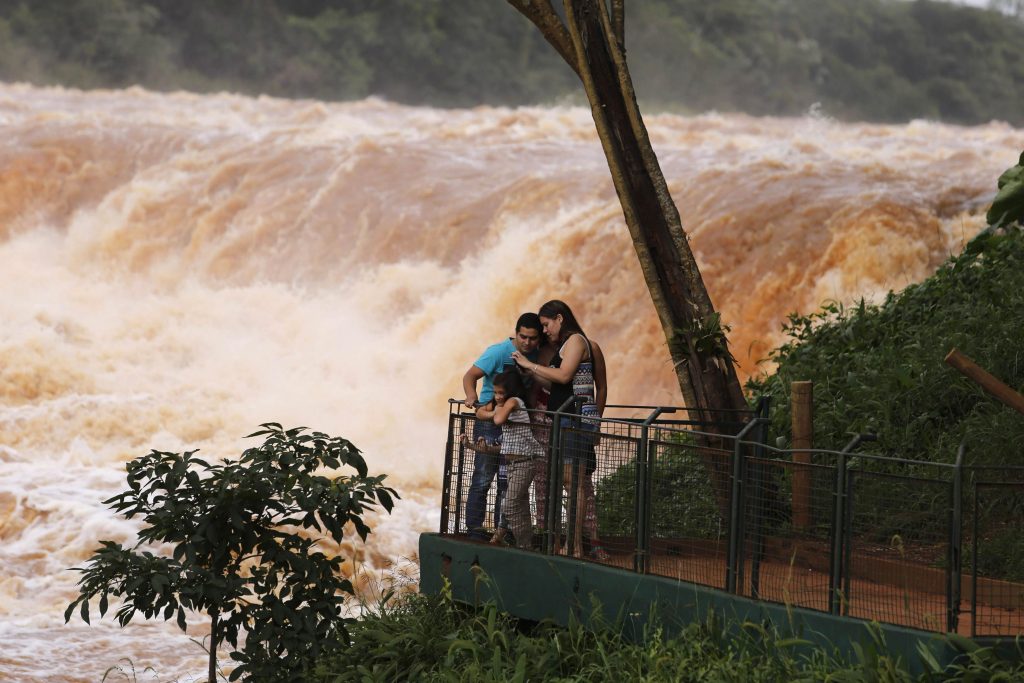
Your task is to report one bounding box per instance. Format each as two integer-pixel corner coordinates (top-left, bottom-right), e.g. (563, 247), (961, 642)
(591, 340), (608, 417)
(462, 365), (485, 407)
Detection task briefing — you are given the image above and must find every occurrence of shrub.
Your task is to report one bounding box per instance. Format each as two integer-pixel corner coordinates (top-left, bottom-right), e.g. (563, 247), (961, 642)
(65, 424), (397, 683)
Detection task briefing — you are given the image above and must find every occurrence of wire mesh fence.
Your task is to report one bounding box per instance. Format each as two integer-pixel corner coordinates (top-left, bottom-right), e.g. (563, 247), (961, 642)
(644, 428), (734, 590)
(438, 399), (1024, 638)
(843, 468), (953, 631)
(966, 467), (1024, 637)
(737, 455), (834, 611)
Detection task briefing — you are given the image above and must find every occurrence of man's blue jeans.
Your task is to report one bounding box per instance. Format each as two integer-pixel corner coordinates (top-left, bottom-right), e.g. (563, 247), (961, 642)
(464, 419), (504, 535)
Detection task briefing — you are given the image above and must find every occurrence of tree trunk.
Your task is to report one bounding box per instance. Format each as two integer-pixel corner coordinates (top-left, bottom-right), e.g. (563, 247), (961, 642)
(507, 0), (747, 420)
(208, 610), (219, 683)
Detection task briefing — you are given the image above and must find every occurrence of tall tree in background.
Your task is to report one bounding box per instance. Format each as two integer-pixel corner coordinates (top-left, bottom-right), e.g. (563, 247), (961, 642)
(506, 0), (747, 419)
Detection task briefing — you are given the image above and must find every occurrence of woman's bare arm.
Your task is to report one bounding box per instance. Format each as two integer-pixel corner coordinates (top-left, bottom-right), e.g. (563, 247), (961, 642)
(513, 334), (585, 384)
(591, 339), (608, 416)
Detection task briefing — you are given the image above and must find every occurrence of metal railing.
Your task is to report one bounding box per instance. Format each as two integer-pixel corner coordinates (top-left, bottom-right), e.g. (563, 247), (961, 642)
(438, 399), (1024, 637)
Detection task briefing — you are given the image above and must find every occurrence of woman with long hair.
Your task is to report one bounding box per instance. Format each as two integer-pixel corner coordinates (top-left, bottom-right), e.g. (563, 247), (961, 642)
(512, 300), (607, 559)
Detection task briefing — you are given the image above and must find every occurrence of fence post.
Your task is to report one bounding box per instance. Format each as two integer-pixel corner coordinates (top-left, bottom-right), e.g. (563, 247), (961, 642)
(971, 475), (979, 638)
(545, 410), (563, 555)
(451, 403), (469, 535)
(440, 401), (458, 533)
(842, 471), (855, 616)
(948, 443), (965, 633)
(829, 432), (876, 614)
(747, 406), (773, 599)
(635, 407), (674, 573)
(829, 451), (847, 615)
(726, 418), (762, 594)
(546, 396), (583, 555)
(791, 382), (813, 530)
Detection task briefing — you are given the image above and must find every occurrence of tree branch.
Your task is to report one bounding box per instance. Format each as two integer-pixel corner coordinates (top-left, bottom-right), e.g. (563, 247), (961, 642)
(611, 0), (624, 48)
(506, 0), (581, 78)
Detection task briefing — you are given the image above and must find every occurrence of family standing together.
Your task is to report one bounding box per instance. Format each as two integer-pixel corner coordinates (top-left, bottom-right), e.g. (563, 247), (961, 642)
(460, 300), (608, 559)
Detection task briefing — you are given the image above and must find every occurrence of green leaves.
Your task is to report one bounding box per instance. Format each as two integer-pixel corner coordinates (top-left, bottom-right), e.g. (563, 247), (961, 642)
(747, 221), (1024, 465)
(316, 591), (1024, 682)
(671, 311), (737, 366)
(987, 151), (1024, 228)
(65, 424), (398, 682)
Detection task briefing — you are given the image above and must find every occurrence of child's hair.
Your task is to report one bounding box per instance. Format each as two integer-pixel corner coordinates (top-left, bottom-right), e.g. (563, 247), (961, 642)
(494, 369), (528, 402)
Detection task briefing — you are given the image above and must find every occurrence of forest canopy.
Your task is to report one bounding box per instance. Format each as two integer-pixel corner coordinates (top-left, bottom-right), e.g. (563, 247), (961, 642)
(1, 0), (1022, 124)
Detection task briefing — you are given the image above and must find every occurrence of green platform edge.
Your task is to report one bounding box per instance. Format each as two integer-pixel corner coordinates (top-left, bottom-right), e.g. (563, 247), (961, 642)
(419, 533), (1011, 675)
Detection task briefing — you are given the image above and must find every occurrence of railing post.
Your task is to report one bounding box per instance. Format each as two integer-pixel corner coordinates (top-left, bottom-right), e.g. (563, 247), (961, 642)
(971, 475), (979, 638)
(546, 396), (582, 555)
(449, 401), (469, 535)
(440, 401), (458, 533)
(842, 470), (855, 616)
(635, 407), (674, 573)
(948, 443), (965, 633)
(545, 411), (562, 554)
(829, 432), (875, 615)
(726, 418), (762, 594)
(829, 451), (847, 614)
(748, 404), (773, 598)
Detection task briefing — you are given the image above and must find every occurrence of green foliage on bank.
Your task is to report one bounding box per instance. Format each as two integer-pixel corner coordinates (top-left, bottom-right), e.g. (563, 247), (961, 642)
(738, 156), (1024, 579)
(311, 587), (1024, 682)
(745, 222), (1024, 466)
(596, 433), (726, 541)
(746, 151), (1024, 467)
(2, 0), (1024, 124)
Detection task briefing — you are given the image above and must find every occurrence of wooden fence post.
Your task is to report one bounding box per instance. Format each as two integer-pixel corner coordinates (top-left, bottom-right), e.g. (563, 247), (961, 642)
(791, 381), (813, 530)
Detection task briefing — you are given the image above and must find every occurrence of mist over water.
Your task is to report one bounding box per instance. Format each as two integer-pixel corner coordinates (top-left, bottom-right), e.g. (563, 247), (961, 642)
(1, 82), (1021, 679)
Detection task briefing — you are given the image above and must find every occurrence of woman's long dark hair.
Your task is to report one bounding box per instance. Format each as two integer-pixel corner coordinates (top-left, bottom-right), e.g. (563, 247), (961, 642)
(493, 370), (528, 402)
(538, 299), (586, 342)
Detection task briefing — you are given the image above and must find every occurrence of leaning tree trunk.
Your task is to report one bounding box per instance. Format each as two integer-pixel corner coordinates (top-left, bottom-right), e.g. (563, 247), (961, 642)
(508, 0), (749, 513)
(508, 0), (747, 418)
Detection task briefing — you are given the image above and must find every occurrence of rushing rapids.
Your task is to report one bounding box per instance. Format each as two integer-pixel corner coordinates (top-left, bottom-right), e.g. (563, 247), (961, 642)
(1, 82), (1022, 679)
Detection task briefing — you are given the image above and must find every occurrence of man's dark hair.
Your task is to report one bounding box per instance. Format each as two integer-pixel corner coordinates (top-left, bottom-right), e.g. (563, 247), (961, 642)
(515, 312), (542, 334)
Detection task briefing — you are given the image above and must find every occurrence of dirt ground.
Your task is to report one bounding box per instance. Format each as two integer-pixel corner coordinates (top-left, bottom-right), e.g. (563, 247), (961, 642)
(595, 545), (1021, 637)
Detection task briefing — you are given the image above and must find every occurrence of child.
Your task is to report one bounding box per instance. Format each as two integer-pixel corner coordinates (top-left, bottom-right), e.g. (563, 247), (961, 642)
(463, 370), (543, 550)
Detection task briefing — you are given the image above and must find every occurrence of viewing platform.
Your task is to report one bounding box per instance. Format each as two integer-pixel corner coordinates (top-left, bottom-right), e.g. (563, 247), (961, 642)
(420, 399), (1024, 670)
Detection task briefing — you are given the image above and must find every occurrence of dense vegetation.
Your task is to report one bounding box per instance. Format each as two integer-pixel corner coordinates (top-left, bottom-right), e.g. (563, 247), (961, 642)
(745, 224), (1024, 466)
(741, 156), (1024, 579)
(2, 0), (1024, 124)
(310, 587), (1024, 682)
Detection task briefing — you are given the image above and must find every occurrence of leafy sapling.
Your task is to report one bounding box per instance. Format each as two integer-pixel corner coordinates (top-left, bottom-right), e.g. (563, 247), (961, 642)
(65, 423), (398, 683)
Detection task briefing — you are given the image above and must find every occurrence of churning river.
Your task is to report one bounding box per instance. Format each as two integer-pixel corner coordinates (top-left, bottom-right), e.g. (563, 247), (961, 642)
(1, 82), (1021, 680)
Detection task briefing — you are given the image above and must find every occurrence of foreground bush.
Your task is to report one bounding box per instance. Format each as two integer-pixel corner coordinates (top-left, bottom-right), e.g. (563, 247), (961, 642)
(312, 587), (1024, 682)
(66, 424), (397, 683)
